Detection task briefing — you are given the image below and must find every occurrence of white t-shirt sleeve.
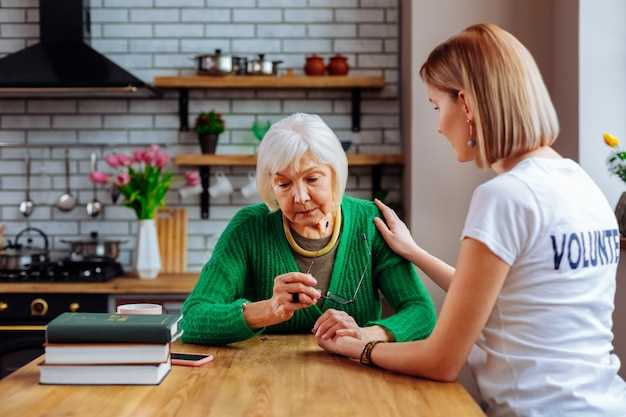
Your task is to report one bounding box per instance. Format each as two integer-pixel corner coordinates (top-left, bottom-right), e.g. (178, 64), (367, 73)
(461, 176), (541, 266)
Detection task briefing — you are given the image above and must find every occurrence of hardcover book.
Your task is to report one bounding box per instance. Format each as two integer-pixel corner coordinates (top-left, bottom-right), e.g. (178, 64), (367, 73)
(39, 361), (171, 385)
(46, 313), (182, 344)
(44, 343), (170, 365)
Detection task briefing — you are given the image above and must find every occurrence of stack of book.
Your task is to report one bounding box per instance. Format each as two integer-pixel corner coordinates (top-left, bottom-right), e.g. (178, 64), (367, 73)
(39, 312), (182, 385)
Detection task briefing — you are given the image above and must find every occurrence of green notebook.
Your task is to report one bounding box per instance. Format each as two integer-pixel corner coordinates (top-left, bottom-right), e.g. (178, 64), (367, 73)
(46, 313), (181, 344)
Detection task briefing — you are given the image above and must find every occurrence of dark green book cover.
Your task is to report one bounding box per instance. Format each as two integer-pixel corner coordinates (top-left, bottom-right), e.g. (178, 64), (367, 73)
(46, 313), (181, 344)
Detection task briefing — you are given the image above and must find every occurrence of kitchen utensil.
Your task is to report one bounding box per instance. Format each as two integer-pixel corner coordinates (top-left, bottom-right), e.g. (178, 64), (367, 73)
(110, 184), (121, 204)
(246, 54), (281, 75)
(156, 207), (187, 273)
(56, 149), (77, 212)
(232, 56), (247, 75)
(241, 172), (258, 199)
(304, 54), (326, 76)
(194, 49), (232, 75)
(61, 231), (126, 261)
(327, 53), (349, 75)
(208, 172), (233, 198)
(86, 152), (103, 218)
(19, 156), (34, 218)
(0, 227), (49, 270)
(251, 119), (271, 141)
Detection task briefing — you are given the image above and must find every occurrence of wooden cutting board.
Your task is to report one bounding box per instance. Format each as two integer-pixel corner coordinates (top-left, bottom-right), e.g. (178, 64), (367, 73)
(156, 207), (187, 273)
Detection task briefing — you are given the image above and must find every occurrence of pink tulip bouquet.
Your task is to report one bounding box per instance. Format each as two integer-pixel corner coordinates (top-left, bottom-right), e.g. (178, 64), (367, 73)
(91, 145), (173, 220)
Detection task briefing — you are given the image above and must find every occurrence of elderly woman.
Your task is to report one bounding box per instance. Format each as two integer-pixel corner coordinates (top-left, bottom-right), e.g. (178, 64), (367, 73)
(181, 113), (436, 345)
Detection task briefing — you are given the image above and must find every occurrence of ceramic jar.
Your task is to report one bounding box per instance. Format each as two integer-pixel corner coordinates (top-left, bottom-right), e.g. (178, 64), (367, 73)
(304, 54), (326, 76)
(327, 54), (349, 76)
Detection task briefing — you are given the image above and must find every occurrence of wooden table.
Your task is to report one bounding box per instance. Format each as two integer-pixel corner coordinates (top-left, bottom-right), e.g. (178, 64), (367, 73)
(0, 335), (484, 417)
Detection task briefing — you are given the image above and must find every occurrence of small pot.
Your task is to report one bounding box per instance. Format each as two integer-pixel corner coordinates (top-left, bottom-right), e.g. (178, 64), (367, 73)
(304, 54), (325, 76)
(198, 133), (219, 154)
(0, 227), (49, 270)
(232, 56), (247, 75)
(327, 54), (349, 76)
(194, 49), (232, 76)
(61, 232), (126, 261)
(247, 54), (281, 75)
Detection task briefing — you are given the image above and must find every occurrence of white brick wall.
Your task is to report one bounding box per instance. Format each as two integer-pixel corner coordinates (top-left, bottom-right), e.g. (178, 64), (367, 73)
(0, 0), (401, 272)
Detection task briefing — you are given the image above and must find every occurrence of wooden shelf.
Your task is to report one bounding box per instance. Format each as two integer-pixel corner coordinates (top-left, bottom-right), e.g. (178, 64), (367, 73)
(176, 153), (403, 219)
(175, 153), (403, 167)
(153, 74), (385, 132)
(0, 273), (198, 294)
(154, 74), (385, 89)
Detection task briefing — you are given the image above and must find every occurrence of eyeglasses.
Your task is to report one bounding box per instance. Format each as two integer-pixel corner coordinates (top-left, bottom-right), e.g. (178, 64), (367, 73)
(317, 233), (371, 306)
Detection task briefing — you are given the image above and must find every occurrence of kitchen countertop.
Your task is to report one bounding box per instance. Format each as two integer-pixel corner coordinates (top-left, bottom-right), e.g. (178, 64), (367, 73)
(0, 335), (485, 417)
(0, 272), (198, 294)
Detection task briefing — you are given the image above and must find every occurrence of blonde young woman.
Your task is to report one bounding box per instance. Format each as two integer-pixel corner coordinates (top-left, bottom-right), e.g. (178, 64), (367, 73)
(317, 24), (626, 416)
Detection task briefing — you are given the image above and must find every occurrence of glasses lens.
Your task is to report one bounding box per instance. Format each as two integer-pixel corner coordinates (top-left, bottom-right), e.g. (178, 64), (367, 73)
(324, 292), (353, 305)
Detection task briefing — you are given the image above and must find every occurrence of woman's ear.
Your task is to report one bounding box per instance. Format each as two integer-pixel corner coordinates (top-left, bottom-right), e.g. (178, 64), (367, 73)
(457, 90), (474, 122)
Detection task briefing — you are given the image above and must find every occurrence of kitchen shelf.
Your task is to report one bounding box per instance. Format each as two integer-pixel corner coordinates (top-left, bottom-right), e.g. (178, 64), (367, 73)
(153, 74), (385, 132)
(175, 153), (403, 219)
(175, 153), (402, 166)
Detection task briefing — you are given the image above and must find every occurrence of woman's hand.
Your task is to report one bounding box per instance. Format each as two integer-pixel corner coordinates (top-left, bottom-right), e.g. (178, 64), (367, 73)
(312, 309), (363, 340)
(373, 198), (421, 261)
(316, 334), (366, 360)
(270, 272), (321, 322)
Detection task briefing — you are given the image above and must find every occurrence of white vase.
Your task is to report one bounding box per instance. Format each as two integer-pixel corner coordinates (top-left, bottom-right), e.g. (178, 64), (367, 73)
(135, 219), (161, 280)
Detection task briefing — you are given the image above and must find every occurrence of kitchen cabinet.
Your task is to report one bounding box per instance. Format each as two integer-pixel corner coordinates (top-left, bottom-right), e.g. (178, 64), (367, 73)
(153, 74), (385, 132)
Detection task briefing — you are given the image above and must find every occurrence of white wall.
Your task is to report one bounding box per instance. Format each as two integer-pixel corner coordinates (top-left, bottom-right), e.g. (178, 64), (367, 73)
(579, 0), (626, 208)
(578, 0), (626, 379)
(405, 0), (557, 399)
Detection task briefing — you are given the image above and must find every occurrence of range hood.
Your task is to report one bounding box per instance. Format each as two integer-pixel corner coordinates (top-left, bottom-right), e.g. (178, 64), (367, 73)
(0, 0), (158, 96)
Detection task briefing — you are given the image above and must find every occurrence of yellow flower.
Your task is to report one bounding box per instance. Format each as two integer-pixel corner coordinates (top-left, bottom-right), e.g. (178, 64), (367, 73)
(603, 132), (620, 148)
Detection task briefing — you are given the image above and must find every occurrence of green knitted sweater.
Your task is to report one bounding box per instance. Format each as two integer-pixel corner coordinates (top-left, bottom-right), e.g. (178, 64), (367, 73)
(181, 196), (436, 345)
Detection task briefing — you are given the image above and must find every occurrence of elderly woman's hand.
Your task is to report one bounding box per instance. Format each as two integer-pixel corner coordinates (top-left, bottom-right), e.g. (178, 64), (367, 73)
(373, 198), (420, 261)
(270, 272), (321, 322)
(316, 333), (366, 360)
(312, 309), (363, 340)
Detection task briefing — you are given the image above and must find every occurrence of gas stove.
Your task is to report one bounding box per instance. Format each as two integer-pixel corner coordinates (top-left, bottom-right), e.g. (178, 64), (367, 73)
(0, 258), (123, 282)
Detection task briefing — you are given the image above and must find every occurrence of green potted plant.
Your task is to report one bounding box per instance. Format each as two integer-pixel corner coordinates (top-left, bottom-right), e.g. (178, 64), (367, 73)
(195, 111), (225, 154)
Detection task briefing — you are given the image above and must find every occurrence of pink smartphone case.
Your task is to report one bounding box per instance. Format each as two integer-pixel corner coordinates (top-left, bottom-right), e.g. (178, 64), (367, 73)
(171, 354), (214, 367)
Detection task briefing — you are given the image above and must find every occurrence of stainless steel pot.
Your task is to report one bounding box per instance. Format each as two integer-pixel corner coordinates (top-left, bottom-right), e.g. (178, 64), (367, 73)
(61, 232), (126, 261)
(194, 49), (232, 75)
(246, 54), (282, 75)
(0, 227), (49, 270)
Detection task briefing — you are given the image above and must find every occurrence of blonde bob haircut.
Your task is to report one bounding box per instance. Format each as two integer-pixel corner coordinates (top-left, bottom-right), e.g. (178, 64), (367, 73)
(420, 23), (559, 168)
(256, 113), (348, 212)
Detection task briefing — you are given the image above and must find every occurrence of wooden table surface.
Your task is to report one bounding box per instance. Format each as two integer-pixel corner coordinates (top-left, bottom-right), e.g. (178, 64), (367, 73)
(0, 335), (484, 417)
(0, 272), (199, 294)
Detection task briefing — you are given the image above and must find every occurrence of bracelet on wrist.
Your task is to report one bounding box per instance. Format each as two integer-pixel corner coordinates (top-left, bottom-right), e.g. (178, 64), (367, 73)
(359, 340), (385, 367)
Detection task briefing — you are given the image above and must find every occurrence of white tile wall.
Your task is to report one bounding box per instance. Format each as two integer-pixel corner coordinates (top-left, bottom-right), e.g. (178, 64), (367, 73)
(0, 0), (401, 271)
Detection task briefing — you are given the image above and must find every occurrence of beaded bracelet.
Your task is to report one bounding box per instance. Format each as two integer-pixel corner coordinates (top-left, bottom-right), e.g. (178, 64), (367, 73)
(359, 340), (385, 366)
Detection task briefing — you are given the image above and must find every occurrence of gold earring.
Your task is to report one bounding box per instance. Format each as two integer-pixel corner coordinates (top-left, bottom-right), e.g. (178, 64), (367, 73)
(466, 119), (476, 148)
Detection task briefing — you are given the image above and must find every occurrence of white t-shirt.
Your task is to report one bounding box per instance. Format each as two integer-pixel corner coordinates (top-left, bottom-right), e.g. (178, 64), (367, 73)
(462, 157), (626, 417)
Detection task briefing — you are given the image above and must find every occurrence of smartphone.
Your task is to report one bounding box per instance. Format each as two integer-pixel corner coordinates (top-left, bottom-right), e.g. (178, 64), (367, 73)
(171, 352), (214, 367)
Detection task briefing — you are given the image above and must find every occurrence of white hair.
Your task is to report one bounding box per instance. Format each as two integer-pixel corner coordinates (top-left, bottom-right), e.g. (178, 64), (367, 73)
(256, 113), (348, 212)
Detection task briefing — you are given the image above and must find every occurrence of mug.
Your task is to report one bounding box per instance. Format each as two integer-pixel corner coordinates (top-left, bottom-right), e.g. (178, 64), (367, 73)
(209, 172), (233, 198)
(240, 172), (258, 199)
(178, 184), (202, 200)
(117, 303), (162, 315)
